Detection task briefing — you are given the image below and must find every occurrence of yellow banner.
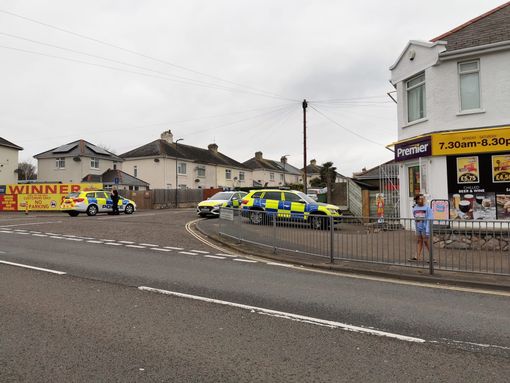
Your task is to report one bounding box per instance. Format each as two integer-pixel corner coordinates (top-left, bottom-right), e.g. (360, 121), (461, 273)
(431, 126), (510, 156)
(0, 183), (102, 211)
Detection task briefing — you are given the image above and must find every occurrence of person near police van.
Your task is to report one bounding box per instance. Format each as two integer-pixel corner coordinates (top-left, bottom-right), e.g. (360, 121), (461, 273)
(111, 189), (120, 215)
(410, 194), (433, 262)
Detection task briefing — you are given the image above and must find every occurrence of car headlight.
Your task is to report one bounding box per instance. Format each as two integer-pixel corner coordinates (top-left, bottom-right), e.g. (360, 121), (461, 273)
(327, 208), (339, 214)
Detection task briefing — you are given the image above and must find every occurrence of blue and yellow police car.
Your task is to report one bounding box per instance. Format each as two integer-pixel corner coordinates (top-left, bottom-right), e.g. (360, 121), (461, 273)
(197, 191), (247, 218)
(61, 190), (136, 217)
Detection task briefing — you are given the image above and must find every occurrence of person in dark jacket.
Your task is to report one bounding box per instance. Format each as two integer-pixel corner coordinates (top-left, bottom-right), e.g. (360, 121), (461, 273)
(111, 189), (120, 215)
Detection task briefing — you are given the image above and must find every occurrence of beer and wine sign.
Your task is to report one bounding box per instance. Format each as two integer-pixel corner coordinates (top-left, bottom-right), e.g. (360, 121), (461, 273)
(394, 126), (510, 221)
(0, 183), (103, 211)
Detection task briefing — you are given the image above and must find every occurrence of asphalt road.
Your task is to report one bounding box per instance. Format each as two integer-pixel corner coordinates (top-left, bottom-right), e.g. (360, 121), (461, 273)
(0, 210), (509, 382)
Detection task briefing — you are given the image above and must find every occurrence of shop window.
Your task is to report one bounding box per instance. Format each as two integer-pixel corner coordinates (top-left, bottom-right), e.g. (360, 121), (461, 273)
(459, 60), (480, 110)
(406, 73), (426, 122)
(408, 165), (421, 198)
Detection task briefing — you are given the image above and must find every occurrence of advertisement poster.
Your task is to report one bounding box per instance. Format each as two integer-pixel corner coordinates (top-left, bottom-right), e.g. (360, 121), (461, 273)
(449, 192), (496, 220)
(431, 200), (449, 221)
(492, 154), (510, 183)
(496, 194), (510, 220)
(456, 156), (479, 184)
(0, 183), (102, 211)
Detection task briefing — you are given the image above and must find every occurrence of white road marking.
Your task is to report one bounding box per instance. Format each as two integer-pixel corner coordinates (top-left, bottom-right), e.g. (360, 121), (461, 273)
(0, 221), (62, 228)
(14, 232), (30, 235)
(62, 234), (77, 238)
(204, 255), (226, 259)
(179, 251), (196, 255)
(216, 253), (238, 257)
(86, 240), (103, 244)
(191, 250), (210, 254)
(100, 239), (115, 242)
(32, 234), (48, 237)
(105, 242), (123, 246)
(0, 251), (5, 254)
(139, 243), (158, 247)
(50, 236), (64, 239)
(0, 260), (66, 275)
(14, 229), (27, 232)
(0, 230), (13, 234)
(150, 248), (172, 252)
(45, 232), (58, 235)
(126, 245), (146, 249)
(266, 262), (295, 268)
(185, 219), (234, 254)
(118, 241), (135, 244)
(165, 246), (184, 250)
(97, 213), (156, 220)
(65, 238), (83, 242)
(233, 259), (258, 263)
(138, 286), (426, 343)
(29, 231), (42, 234)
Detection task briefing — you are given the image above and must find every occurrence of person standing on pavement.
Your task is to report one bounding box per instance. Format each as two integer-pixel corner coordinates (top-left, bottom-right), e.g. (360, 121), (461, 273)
(411, 194), (433, 262)
(111, 189), (120, 215)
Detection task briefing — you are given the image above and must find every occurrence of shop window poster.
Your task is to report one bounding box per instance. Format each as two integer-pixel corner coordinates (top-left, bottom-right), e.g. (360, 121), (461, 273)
(449, 192), (496, 220)
(456, 156), (479, 184)
(496, 194), (510, 220)
(492, 154), (510, 183)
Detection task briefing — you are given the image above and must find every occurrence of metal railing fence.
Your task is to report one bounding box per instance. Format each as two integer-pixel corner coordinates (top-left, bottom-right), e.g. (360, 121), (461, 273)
(217, 208), (510, 276)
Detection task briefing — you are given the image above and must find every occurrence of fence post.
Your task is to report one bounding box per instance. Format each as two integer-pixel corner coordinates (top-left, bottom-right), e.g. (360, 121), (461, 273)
(236, 208), (242, 244)
(428, 219), (434, 275)
(272, 213), (277, 254)
(329, 215), (334, 263)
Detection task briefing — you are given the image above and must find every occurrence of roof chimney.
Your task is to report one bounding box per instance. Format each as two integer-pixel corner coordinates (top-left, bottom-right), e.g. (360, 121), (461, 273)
(255, 151), (263, 160)
(280, 156), (287, 164)
(208, 143), (218, 153)
(160, 130), (174, 143)
(310, 159), (317, 166)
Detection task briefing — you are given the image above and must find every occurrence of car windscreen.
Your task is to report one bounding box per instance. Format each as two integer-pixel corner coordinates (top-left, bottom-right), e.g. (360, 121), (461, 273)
(209, 192), (233, 200)
(296, 192), (316, 204)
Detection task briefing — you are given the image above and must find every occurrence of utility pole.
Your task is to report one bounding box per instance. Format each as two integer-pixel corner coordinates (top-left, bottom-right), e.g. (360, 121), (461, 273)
(302, 99), (308, 194)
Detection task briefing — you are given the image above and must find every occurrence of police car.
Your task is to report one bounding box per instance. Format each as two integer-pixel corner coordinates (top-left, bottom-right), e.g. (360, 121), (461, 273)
(196, 191), (247, 218)
(61, 190), (136, 217)
(240, 189), (341, 229)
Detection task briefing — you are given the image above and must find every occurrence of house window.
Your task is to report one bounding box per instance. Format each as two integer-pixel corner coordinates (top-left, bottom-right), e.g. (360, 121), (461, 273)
(239, 171), (245, 181)
(406, 73), (426, 122)
(225, 169), (232, 180)
(270, 172), (275, 181)
(134, 165), (138, 178)
(197, 166), (206, 177)
(280, 173), (284, 181)
(56, 157), (65, 169)
(459, 60), (480, 110)
(177, 162), (187, 175)
(90, 157), (99, 169)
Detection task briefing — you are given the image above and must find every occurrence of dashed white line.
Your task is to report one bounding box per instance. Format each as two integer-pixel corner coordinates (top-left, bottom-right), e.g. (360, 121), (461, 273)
(0, 230), (13, 234)
(138, 286), (425, 343)
(0, 260), (66, 275)
(118, 241), (135, 244)
(32, 234), (48, 237)
(139, 243), (158, 247)
(50, 236), (64, 239)
(216, 253), (236, 257)
(204, 255), (226, 259)
(266, 262), (295, 268)
(125, 245), (146, 249)
(105, 242), (123, 246)
(179, 251), (196, 255)
(62, 234), (77, 238)
(233, 259), (258, 263)
(150, 248), (172, 252)
(100, 239), (115, 242)
(0, 221), (62, 228)
(65, 238), (83, 242)
(191, 250), (210, 254)
(14, 232), (30, 235)
(165, 246), (184, 250)
(86, 240), (103, 244)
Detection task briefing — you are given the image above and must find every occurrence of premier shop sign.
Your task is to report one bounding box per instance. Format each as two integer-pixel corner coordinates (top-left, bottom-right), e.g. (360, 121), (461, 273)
(395, 137), (432, 162)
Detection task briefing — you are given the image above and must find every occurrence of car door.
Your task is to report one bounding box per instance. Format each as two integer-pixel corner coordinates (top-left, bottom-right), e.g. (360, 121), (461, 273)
(95, 192), (110, 213)
(283, 192), (306, 219)
(261, 191), (283, 217)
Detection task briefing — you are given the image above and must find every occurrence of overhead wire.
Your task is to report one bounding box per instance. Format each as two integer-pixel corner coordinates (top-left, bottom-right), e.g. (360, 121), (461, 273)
(0, 9), (299, 102)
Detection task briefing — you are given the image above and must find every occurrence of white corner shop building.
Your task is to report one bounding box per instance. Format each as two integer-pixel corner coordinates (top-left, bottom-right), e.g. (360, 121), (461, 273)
(389, 3), (510, 220)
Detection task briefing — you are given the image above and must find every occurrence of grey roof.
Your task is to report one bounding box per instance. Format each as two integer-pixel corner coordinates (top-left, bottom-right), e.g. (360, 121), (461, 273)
(353, 160), (396, 180)
(82, 169), (149, 187)
(34, 139), (123, 161)
(120, 139), (250, 169)
(243, 157), (301, 175)
(432, 2), (510, 51)
(0, 137), (23, 150)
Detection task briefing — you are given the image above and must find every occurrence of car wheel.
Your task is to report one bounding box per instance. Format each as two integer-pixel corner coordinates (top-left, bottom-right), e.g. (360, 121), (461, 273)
(310, 215), (328, 230)
(124, 204), (134, 215)
(86, 205), (98, 216)
(68, 211), (79, 217)
(249, 210), (264, 225)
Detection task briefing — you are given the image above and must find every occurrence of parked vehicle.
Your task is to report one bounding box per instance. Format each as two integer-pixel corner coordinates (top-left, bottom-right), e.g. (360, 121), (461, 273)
(196, 191), (247, 218)
(61, 190), (136, 216)
(240, 189), (341, 229)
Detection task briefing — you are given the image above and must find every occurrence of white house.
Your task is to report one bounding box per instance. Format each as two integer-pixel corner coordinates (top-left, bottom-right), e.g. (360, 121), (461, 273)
(34, 139), (123, 183)
(389, 2), (510, 220)
(120, 131), (252, 189)
(243, 152), (301, 187)
(0, 137), (23, 184)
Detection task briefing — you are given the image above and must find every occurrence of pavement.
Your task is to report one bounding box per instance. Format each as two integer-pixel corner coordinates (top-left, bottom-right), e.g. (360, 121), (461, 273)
(196, 217), (510, 291)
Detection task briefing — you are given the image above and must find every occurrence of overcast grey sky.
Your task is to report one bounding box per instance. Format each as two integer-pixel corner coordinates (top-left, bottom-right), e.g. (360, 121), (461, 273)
(0, 0), (505, 176)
